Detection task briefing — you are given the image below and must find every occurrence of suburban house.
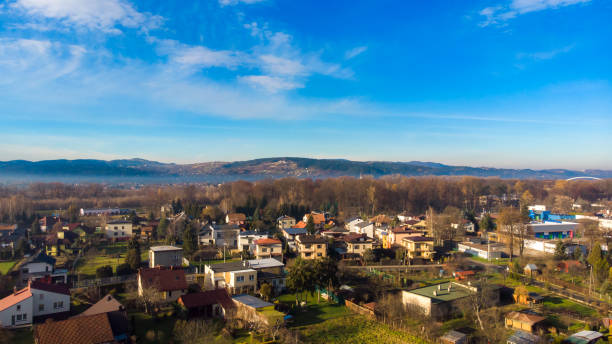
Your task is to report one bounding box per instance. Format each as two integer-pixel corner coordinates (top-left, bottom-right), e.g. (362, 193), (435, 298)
(238, 231), (269, 251)
(401, 236), (435, 261)
(0, 278), (70, 328)
(137, 267), (188, 302)
(247, 258), (286, 293)
(277, 215), (296, 229)
(199, 223), (241, 248)
(389, 228), (424, 247)
(18, 251), (67, 287)
(370, 214), (392, 227)
(0, 224), (25, 249)
(505, 311), (546, 334)
(345, 217), (365, 232)
(226, 213), (247, 226)
(351, 222), (375, 238)
(296, 235), (328, 260)
(281, 227), (307, 241)
(402, 281), (500, 320)
(321, 227), (349, 239)
(140, 225), (156, 240)
(457, 241), (504, 260)
(556, 260), (585, 273)
(39, 216), (63, 233)
(253, 238), (283, 259)
(34, 311), (129, 344)
(149, 245), (183, 268)
(204, 261), (257, 294)
(178, 288), (235, 319)
(104, 220), (133, 240)
(45, 230), (79, 256)
(342, 233), (375, 257)
(303, 212), (327, 230)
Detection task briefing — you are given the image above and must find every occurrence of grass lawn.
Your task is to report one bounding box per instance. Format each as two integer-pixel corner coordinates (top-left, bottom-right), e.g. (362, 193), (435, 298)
(276, 292), (350, 327)
(541, 296), (597, 318)
(10, 328), (34, 344)
(130, 312), (178, 344)
(0, 260), (17, 274)
(298, 315), (431, 344)
(75, 243), (148, 279)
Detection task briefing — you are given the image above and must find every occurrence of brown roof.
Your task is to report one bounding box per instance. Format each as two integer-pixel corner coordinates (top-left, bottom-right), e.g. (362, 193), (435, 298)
(294, 221), (307, 228)
(79, 294), (124, 317)
(178, 289), (235, 310)
(402, 236), (434, 243)
(141, 225), (155, 233)
(344, 233), (372, 243)
(31, 279), (71, 296)
(254, 238), (282, 246)
(139, 267), (187, 292)
(0, 286), (32, 311)
(35, 313), (115, 344)
(310, 213), (326, 224)
(369, 214), (392, 224)
(227, 213), (247, 222)
(0, 224), (16, 231)
(506, 311), (546, 325)
(297, 235), (328, 244)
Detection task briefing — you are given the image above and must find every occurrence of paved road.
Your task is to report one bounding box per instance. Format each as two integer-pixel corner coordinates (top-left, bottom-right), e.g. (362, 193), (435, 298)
(343, 264), (444, 270)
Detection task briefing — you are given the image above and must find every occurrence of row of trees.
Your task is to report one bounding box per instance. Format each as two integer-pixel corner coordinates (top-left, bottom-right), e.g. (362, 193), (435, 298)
(286, 257), (339, 304)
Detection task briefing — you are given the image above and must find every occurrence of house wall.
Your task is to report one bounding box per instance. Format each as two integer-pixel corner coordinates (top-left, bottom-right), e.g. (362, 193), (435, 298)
(298, 242), (327, 260)
(214, 229), (240, 248)
(105, 223), (133, 239)
(229, 270), (257, 294)
(255, 244), (282, 258)
(0, 297), (33, 328)
(401, 291), (432, 316)
(346, 242), (373, 255)
(150, 250), (183, 268)
(31, 289), (70, 317)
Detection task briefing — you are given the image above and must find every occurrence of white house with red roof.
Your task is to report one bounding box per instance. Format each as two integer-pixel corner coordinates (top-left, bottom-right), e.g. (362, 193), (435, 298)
(253, 238), (282, 259)
(0, 278), (70, 328)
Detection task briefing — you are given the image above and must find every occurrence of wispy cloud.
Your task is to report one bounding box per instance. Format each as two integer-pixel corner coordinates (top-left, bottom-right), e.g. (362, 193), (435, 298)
(345, 46), (368, 59)
(479, 0), (591, 27)
(10, 0), (163, 33)
(517, 44), (574, 60)
(239, 75), (303, 93)
(219, 0), (266, 7)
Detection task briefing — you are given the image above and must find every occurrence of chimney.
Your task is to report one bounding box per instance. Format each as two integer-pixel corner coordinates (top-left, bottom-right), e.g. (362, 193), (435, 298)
(13, 286), (17, 294)
(433, 290), (437, 296)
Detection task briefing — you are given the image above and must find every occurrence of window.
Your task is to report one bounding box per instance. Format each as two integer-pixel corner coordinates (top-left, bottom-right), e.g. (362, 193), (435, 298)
(22, 314), (27, 320)
(317, 245), (322, 249)
(249, 274), (254, 281)
(305, 252), (312, 257)
(354, 245), (360, 249)
(305, 244), (311, 249)
(169, 291), (172, 297)
(17, 314), (22, 321)
(236, 276), (244, 282)
(114, 232), (118, 236)
(39, 304), (44, 311)
(262, 247), (267, 252)
(317, 253), (322, 257)
(16, 305), (20, 311)
(114, 226), (118, 230)
(53, 301), (63, 309)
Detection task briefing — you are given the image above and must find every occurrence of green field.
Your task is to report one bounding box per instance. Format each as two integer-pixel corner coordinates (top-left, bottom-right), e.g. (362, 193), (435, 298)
(75, 243), (148, 279)
(0, 260), (17, 274)
(298, 315), (431, 344)
(277, 292), (350, 327)
(541, 296), (597, 317)
(9, 328), (34, 344)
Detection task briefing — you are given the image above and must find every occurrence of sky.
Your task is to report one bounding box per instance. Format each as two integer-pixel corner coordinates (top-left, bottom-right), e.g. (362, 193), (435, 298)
(0, 0), (610, 169)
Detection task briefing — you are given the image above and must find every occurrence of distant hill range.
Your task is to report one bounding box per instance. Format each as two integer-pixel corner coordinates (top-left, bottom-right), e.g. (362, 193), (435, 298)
(0, 157), (610, 183)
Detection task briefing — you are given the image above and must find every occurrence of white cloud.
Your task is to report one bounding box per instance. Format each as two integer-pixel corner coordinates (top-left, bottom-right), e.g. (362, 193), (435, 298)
(345, 46), (367, 59)
(479, 0), (590, 27)
(154, 39), (244, 69)
(239, 75), (303, 93)
(517, 44), (574, 60)
(11, 0), (162, 33)
(219, 0), (266, 7)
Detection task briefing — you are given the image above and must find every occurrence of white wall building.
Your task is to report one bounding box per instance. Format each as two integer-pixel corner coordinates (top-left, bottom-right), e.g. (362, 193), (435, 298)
(0, 279), (70, 328)
(457, 242), (504, 260)
(105, 220), (133, 239)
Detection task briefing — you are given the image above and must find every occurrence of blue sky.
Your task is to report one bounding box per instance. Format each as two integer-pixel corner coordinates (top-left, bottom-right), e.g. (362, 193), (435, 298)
(0, 0), (610, 169)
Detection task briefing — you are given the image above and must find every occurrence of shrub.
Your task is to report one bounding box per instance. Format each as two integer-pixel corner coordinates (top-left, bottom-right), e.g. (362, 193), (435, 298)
(96, 265), (113, 279)
(116, 263), (132, 276)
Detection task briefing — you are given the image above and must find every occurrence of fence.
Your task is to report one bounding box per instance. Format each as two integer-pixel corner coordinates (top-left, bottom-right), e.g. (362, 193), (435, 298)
(72, 274), (136, 289)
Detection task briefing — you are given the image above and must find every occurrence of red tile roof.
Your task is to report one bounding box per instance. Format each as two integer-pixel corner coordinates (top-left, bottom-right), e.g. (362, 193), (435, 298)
(178, 289), (235, 310)
(227, 213), (247, 222)
(310, 213), (326, 224)
(0, 286), (32, 311)
(254, 238), (282, 246)
(139, 267), (187, 292)
(294, 221), (307, 228)
(35, 313), (115, 344)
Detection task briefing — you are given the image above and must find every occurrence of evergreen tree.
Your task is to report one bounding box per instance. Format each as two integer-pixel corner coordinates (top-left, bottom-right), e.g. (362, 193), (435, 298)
(182, 223), (198, 256)
(126, 238), (141, 271)
(479, 214), (495, 232)
(588, 243), (609, 284)
(306, 215), (315, 235)
(157, 217), (169, 239)
(554, 240), (567, 260)
(30, 218), (41, 235)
